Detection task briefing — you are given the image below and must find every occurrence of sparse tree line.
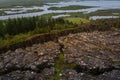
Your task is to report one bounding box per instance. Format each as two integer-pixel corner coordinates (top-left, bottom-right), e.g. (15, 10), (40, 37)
(0, 17), (120, 39)
(0, 16), (119, 49)
(0, 16), (74, 38)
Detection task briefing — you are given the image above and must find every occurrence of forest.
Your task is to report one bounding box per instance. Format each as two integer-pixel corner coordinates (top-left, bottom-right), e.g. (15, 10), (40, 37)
(0, 16), (77, 38)
(0, 16), (78, 48)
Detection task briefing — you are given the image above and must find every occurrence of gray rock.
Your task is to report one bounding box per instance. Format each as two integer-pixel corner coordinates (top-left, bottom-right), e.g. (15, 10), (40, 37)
(0, 31), (120, 79)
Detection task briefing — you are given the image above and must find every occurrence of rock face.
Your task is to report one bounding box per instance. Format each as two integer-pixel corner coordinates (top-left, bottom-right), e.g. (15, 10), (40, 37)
(59, 30), (120, 80)
(0, 30), (120, 80)
(0, 42), (60, 80)
(59, 31), (120, 69)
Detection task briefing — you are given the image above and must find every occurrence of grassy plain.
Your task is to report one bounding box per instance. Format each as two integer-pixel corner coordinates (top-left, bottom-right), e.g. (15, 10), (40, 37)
(41, 12), (89, 19)
(0, 33), (31, 48)
(64, 18), (89, 24)
(0, 17), (79, 48)
(48, 5), (93, 10)
(88, 9), (120, 16)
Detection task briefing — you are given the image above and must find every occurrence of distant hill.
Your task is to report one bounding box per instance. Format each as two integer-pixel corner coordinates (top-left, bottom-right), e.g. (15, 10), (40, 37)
(0, 0), (119, 3)
(0, 0), (68, 7)
(0, 0), (65, 3)
(0, 0), (66, 7)
(0, 0), (119, 8)
(0, 0), (70, 7)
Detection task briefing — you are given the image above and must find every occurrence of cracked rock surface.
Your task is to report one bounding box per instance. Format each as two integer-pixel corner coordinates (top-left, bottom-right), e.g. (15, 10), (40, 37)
(0, 42), (59, 80)
(59, 31), (120, 69)
(59, 31), (120, 80)
(0, 30), (120, 80)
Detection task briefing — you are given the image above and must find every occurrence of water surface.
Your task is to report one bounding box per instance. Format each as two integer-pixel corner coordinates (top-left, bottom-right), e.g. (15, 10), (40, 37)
(89, 16), (119, 20)
(0, 1), (120, 20)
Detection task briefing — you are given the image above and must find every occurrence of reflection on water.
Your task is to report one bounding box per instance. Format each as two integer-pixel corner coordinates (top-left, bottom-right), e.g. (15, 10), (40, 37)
(89, 16), (119, 20)
(0, 1), (120, 20)
(52, 14), (70, 19)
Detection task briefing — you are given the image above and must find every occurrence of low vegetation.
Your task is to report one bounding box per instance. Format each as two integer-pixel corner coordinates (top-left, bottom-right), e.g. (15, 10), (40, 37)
(0, 16), (82, 48)
(26, 9), (43, 13)
(66, 12), (89, 18)
(55, 53), (76, 80)
(41, 12), (89, 19)
(0, 10), (4, 15)
(43, 12), (89, 18)
(0, 16), (119, 49)
(48, 5), (92, 10)
(41, 13), (66, 18)
(81, 18), (120, 31)
(55, 53), (64, 80)
(64, 17), (89, 24)
(88, 9), (120, 16)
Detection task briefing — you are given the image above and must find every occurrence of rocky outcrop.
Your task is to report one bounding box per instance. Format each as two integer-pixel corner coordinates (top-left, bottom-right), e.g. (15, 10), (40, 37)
(0, 42), (60, 80)
(58, 30), (120, 80)
(0, 30), (120, 80)
(0, 28), (82, 53)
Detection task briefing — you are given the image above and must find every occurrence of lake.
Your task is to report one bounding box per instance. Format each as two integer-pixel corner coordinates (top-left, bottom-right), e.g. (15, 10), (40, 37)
(0, 0), (120, 20)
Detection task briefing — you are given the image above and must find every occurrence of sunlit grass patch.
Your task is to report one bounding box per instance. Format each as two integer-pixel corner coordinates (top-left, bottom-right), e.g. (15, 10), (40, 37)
(54, 53), (77, 80)
(0, 33), (31, 48)
(64, 17), (89, 24)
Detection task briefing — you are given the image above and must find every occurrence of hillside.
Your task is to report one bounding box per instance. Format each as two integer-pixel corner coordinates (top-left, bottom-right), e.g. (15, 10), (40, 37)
(0, 0), (68, 3)
(0, 30), (120, 80)
(0, 0), (120, 79)
(0, 0), (61, 7)
(0, 0), (117, 6)
(0, 18), (120, 80)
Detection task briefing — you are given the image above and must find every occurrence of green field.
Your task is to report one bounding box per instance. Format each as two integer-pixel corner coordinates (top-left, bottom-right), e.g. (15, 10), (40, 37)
(0, 7), (120, 49)
(64, 9), (120, 18)
(41, 13), (65, 18)
(0, 33), (31, 48)
(0, 17), (78, 48)
(0, 10), (4, 15)
(41, 12), (89, 19)
(26, 9), (43, 13)
(66, 12), (89, 19)
(48, 5), (93, 10)
(0, 17), (119, 50)
(88, 9), (120, 16)
(64, 17), (89, 24)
